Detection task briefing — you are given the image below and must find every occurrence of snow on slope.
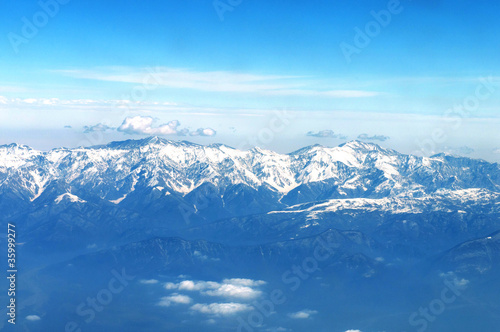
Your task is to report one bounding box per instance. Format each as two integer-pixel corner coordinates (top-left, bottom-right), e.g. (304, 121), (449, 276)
(55, 193), (87, 204)
(269, 188), (500, 218)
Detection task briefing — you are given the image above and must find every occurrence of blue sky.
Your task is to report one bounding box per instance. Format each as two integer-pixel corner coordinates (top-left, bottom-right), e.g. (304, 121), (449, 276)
(1, 0), (499, 161)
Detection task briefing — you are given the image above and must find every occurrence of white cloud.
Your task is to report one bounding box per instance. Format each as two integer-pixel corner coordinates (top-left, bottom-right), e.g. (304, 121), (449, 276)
(287, 309), (318, 319)
(140, 279), (159, 284)
(158, 294), (192, 307)
(190, 128), (217, 137)
(345, 330), (362, 332)
(493, 148), (500, 154)
(222, 278), (266, 287)
(193, 250), (206, 258)
(190, 302), (252, 316)
(26, 315), (41, 321)
(164, 278), (265, 300)
(118, 116), (181, 136)
(167, 294), (192, 304)
(164, 282), (177, 290)
(439, 272), (469, 289)
(204, 283), (262, 300)
(178, 280), (220, 291)
(117, 116), (216, 137)
(160, 278), (265, 318)
(193, 251), (220, 261)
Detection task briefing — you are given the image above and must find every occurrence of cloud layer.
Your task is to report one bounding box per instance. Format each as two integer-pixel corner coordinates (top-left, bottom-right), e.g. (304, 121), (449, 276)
(56, 67), (380, 98)
(143, 277), (267, 319)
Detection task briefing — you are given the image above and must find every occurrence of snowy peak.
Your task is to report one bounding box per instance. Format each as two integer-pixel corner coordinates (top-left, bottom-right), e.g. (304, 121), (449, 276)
(0, 143), (42, 169)
(288, 144), (324, 155)
(55, 193), (87, 204)
(338, 140), (381, 151)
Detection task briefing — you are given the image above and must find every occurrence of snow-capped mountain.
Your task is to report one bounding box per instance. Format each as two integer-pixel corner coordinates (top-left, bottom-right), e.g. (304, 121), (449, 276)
(1, 137), (498, 205)
(1, 136), (498, 253)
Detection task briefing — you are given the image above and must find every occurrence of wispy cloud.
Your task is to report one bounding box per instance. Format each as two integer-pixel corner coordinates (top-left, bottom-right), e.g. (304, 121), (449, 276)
(442, 146), (475, 155)
(306, 130), (347, 139)
(0, 96), (178, 108)
(287, 309), (318, 319)
(357, 133), (390, 142)
(139, 279), (159, 284)
(83, 123), (115, 133)
(268, 89), (379, 98)
(222, 278), (266, 287)
(359, 75), (500, 86)
(0, 85), (29, 93)
(55, 67), (380, 98)
(439, 272), (469, 289)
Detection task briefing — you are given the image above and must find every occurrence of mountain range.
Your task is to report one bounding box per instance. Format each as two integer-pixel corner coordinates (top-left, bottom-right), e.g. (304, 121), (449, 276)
(1, 137), (499, 332)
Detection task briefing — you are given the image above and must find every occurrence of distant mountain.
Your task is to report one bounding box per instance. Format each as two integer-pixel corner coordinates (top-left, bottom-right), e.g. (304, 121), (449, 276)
(438, 230), (500, 275)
